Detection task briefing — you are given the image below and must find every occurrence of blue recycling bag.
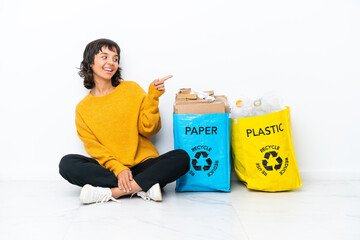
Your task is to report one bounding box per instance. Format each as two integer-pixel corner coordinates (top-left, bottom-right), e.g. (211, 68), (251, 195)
(173, 113), (231, 192)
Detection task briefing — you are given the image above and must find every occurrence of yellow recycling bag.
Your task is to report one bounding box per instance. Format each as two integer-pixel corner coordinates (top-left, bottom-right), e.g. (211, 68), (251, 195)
(231, 107), (302, 192)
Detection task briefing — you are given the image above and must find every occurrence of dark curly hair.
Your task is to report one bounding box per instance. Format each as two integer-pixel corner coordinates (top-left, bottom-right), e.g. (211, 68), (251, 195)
(79, 39), (122, 89)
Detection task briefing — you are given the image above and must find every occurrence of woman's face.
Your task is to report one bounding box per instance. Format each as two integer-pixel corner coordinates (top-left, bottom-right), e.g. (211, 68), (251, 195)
(90, 46), (119, 82)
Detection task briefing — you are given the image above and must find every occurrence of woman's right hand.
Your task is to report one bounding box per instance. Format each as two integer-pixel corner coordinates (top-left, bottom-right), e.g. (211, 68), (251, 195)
(117, 169), (133, 193)
(151, 75), (173, 91)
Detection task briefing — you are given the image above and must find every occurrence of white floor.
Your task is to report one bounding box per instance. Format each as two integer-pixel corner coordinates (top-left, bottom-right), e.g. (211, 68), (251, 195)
(0, 177), (359, 240)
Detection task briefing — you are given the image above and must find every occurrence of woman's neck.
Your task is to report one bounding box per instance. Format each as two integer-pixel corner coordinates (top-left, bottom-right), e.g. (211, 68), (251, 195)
(91, 81), (116, 97)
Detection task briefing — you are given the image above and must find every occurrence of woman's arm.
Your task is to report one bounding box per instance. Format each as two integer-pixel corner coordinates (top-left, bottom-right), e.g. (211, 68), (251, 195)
(138, 75), (172, 137)
(137, 84), (163, 138)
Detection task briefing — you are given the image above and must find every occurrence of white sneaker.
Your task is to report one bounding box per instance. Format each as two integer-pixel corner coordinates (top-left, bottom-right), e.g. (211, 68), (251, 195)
(80, 184), (119, 204)
(136, 183), (162, 202)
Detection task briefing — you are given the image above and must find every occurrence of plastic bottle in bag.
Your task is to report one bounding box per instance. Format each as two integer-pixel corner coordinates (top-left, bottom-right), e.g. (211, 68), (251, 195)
(231, 92), (285, 118)
(230, 98), (253, 119)
(253, 98), (268, 116)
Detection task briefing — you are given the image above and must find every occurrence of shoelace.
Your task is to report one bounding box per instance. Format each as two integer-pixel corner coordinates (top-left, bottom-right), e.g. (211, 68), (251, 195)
(96, 195), (120, 204)
(93, 187), (120, 204)
(131, 191), (150, 201)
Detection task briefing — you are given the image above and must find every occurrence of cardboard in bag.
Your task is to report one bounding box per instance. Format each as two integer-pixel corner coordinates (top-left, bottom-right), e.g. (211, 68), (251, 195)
(173, 89), (230, 114)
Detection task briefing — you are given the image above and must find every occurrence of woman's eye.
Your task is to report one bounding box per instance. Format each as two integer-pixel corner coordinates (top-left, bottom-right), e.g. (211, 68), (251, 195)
(102, 56), (107, 59)
(114, 58), (118, 62)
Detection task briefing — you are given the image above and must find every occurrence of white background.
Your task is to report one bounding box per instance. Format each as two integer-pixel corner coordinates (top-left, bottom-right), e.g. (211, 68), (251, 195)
(0, 0), (359, 180)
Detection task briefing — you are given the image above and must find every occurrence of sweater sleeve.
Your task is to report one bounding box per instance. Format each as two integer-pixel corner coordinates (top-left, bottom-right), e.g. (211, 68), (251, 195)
(138, 84), (164, 138)
(75, 109), (128, 177)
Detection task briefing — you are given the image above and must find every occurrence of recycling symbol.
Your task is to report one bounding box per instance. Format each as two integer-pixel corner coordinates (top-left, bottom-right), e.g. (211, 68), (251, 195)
(262, 151), (283, 171)
(192, 151), (212, 171)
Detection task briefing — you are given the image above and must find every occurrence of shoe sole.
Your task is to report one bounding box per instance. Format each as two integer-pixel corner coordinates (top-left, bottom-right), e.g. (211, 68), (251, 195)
(79, 184), (92, 204)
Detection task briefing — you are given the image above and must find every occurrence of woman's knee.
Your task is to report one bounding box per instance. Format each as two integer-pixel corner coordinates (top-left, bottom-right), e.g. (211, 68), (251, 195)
(174, 149), (190, 171)
(59, 154), (78, 175)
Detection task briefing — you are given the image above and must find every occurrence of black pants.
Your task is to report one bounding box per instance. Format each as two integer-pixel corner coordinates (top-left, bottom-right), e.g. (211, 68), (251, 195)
(59, 149), (190, 192)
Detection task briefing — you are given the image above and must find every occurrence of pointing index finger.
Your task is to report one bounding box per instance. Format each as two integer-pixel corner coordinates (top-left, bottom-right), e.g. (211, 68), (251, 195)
(159, 75), (173, 83)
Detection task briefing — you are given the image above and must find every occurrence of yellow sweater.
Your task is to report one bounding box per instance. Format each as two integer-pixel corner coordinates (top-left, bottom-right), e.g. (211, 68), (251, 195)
(75, 81), (164, 177)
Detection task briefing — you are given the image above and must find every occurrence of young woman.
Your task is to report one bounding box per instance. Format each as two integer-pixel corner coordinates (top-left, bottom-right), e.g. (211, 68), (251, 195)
(59, 39), (190, 204)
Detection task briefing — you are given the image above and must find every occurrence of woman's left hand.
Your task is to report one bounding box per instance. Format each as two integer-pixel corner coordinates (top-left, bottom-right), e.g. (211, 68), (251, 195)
(152, 75), (173, 91)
